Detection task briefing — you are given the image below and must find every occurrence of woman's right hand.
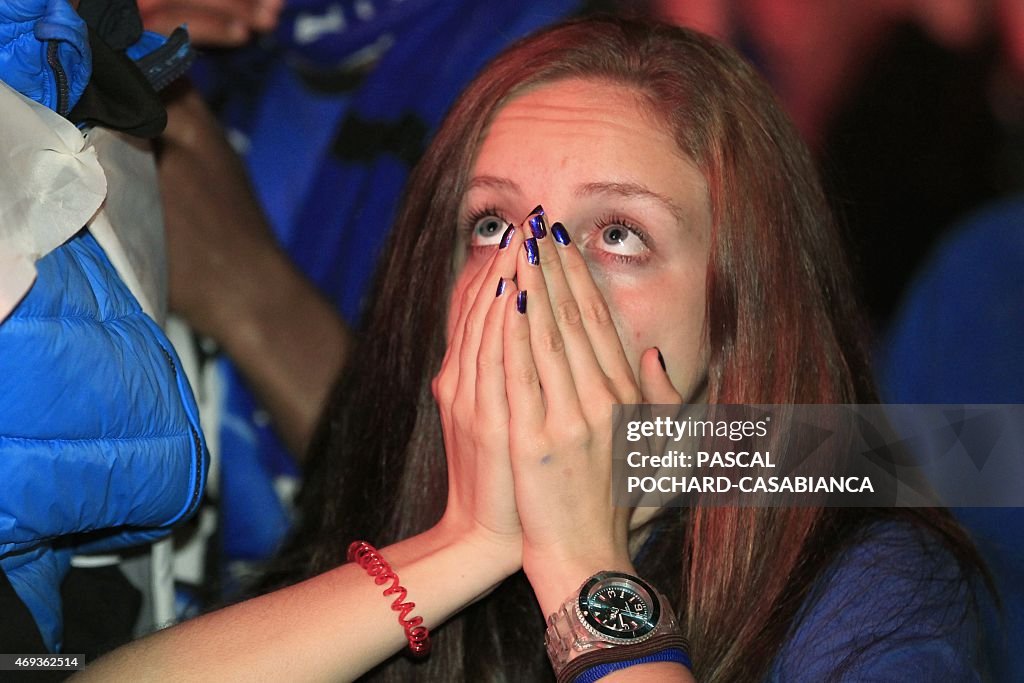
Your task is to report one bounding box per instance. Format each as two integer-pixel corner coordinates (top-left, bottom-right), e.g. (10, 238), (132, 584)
(431, 221), (526, 572)
(500, 214), (683, 618)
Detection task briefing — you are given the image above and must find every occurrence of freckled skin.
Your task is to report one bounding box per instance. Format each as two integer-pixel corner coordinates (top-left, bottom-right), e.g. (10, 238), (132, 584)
(455, 79), (712, 400)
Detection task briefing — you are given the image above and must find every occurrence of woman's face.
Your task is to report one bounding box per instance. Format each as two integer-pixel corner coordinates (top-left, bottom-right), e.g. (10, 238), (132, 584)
(454, 78), (712, 400)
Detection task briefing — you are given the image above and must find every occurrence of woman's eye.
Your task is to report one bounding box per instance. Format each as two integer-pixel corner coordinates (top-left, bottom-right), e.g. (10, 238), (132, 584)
(471, 215), (507, 245)
(599, 224), (646, 256)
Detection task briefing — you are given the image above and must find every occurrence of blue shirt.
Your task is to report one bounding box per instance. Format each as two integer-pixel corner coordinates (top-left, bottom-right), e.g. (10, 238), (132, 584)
(768, 521), (981, 681)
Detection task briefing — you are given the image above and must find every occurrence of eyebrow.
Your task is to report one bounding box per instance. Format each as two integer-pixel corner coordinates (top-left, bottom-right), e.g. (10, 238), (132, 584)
(465, 175), (522, 193)
(464, 176), (690, 224)
(576, 181), (688, 224)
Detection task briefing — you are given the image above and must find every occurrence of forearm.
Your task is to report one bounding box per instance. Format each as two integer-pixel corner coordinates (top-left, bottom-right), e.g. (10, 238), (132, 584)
(209, 244), (350, 458)
(77, 527), (515, 681)
(159, 84), (351, 458)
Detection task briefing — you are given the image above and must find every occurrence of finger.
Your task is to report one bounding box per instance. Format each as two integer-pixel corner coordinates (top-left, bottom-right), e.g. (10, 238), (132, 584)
(453, 223), (520, 335)
(471, 286), (519, 538)
(457, 225), (524, 402)
(503, 286), (545, 439)
(554, 227), (637, 397)
(638, 348), (683, 404)
(475, 276), (513, 432)
(535, 221), (613, 399)
(514, 233), (583, 420)
(436, 236), (502, 400)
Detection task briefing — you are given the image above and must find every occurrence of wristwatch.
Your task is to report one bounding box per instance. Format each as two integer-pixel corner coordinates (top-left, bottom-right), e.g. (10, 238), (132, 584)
(544, 570), (679, 672)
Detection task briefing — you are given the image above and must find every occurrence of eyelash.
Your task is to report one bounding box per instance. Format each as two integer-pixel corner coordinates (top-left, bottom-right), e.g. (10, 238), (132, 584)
(460, 207), (652, 265)
(590, 213), (651, 264)
(461, 205), (508, 250)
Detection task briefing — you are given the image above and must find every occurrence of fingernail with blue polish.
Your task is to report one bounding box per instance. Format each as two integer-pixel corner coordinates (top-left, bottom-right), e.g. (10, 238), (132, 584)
(499, 224), (515, 249)
(496, 278), (507, 297)
(528, 213), (547, 239)
(516, 290), (528, 314)
(524, 237), (539, 265)
(551, 222), (571, 245)
(531, 204), (544, 216)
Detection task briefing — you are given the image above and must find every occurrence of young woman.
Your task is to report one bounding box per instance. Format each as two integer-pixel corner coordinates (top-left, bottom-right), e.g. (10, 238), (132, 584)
(81, 16), (985, 682)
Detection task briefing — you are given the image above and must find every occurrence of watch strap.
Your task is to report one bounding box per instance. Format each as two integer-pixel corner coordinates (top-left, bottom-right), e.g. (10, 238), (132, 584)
(556, 633), (691, 683)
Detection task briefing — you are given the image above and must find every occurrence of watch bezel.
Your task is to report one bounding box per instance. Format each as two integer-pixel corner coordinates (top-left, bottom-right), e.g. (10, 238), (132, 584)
(575, 571), (661, 644)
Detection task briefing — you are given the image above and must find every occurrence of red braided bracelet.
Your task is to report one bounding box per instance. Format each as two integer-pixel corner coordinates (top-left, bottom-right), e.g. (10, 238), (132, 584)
(347, 541), (431, 657)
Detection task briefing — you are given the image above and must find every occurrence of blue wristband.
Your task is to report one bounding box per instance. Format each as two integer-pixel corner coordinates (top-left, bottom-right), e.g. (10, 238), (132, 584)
(573, 648), (692, 683)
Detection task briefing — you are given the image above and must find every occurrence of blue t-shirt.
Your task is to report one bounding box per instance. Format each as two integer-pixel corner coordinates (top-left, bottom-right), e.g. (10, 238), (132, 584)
(767, 521), (982, 681)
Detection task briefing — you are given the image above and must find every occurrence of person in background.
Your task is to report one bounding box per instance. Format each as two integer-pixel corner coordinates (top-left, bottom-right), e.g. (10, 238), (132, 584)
(0, 0), (208, 658)
(655, 0), (1024, 329)
(878, 196), (1024, 682)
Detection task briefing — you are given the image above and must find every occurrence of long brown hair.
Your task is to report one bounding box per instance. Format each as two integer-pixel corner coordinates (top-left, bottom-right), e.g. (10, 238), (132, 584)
(268, 16), (983, 681)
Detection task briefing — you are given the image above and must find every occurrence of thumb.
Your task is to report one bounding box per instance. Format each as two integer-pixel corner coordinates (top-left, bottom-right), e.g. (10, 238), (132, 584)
(638, 347), (683, 404)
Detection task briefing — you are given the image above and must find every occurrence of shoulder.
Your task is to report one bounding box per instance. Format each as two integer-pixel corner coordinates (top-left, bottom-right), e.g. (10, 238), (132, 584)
(767, 520), (983, 682)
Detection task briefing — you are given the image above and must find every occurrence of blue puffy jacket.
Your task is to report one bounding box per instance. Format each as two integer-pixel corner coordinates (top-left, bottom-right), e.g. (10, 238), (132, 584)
(0, 232), (208, 652)
(0, 0), (91, 114)
(0, 0), (207, 652)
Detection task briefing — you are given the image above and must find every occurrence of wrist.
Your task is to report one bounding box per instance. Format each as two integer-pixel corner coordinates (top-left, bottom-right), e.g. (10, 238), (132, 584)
(355, 526), (517, 622)
(526, 554), (635, 618)
(432, 516), (522, 581)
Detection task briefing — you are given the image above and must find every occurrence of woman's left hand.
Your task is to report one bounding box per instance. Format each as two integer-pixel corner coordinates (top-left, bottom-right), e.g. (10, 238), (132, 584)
(501, 213), (681, 616)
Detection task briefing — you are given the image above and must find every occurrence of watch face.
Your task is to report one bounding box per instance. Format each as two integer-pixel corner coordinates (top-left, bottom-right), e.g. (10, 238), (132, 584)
(576, 572), (661, 643)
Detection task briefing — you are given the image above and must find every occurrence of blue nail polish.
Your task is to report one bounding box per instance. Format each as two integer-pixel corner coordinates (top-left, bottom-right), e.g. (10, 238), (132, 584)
(551, 222), (571, 245)
(516, 290), (528, 314)
(528, 214), (547, 239)
(524, 237), (539, 265)
(496, 278), (506, 297)
(499, 224), (515, 249)
(531, 204), (544, 216)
